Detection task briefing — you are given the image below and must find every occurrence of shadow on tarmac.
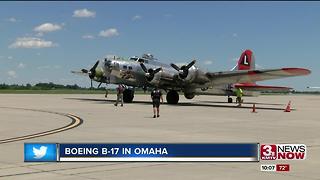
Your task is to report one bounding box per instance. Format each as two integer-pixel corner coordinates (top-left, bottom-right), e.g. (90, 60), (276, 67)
(65, 97), (290, 111)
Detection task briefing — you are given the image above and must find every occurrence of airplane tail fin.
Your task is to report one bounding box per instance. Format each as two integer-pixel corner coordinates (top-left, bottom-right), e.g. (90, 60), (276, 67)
(232, 49), (255, 71)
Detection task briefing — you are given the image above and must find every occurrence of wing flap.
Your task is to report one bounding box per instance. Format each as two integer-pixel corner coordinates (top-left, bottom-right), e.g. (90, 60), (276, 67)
(235, 83), (292, 92)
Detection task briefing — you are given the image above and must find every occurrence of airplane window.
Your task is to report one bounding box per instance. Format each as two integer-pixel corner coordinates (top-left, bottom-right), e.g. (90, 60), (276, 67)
(128, 66), (132, 70)
(130, 57), (138, 61)
(123, 65), (127, 69)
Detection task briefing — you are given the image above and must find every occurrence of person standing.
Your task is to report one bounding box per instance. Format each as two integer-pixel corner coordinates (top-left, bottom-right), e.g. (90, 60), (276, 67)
(235, 87), (243, 106)
(151, 87), (163, 118)
(114, 84), (124, 107)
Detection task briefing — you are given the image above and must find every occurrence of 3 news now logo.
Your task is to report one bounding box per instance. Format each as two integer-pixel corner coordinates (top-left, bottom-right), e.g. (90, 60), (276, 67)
(260, 144), (306, 160)
(24, 143), (57, 162)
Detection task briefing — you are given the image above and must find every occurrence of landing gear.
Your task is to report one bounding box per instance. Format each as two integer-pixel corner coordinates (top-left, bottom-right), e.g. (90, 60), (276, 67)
(123, 89), (134, 103)
(166, 90), (179, 104)
(228, 96), (233, 103)
(105, 89), (108, 98)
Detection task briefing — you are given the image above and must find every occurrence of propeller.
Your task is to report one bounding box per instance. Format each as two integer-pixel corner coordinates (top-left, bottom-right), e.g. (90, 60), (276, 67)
(139, 63), (162, 82)
(80, 60), (99, 89)
(170, 60), (196, 79)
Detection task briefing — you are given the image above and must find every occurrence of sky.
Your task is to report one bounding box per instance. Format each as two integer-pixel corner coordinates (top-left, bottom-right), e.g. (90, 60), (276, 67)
(0, 1), (319, 90)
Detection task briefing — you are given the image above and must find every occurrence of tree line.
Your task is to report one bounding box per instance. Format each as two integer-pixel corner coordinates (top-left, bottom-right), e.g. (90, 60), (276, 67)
(0, 82), (96, 90)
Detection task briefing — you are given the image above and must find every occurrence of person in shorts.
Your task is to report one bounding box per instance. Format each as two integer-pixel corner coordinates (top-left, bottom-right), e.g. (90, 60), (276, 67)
(151, 87), (163, 118)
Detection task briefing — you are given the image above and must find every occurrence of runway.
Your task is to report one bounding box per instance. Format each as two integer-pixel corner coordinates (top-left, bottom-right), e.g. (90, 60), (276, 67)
(0, 107), (83, 144)
(0, 94), (319, 179)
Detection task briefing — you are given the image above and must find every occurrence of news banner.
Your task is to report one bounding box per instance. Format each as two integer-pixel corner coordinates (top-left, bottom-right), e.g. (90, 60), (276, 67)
(24, 143), (306, 172)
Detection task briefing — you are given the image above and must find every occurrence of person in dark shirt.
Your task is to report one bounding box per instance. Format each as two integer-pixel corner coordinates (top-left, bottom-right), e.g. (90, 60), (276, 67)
(151, 87), (163, 118)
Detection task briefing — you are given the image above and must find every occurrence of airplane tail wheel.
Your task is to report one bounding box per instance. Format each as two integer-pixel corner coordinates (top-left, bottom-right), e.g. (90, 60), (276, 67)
(228, 97), (233, 103)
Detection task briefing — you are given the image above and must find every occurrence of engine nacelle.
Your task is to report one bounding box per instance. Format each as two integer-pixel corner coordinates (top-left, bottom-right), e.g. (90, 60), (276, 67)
(148, 72), (161, 86)
(182, 66), (197, 82)
(184, 92), (195, 99)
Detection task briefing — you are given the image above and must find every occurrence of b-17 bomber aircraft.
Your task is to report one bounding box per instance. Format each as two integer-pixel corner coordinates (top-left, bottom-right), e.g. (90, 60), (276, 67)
(72, 50), (311, 104)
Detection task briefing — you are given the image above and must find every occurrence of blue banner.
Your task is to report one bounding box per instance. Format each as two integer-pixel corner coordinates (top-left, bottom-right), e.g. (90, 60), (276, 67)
(58, 143), (259, 162)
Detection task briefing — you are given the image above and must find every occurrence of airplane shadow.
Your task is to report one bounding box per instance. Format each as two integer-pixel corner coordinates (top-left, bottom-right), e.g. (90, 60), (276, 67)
(65, 98), (290, 111)
(198, 100), (285, 106)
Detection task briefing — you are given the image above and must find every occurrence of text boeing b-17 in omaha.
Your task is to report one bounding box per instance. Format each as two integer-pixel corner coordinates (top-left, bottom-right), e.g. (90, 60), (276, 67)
(72, 50), (311, 104)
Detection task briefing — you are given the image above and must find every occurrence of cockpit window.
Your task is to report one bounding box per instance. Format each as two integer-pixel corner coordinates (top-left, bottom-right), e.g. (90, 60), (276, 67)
(130, 57), (138, 61)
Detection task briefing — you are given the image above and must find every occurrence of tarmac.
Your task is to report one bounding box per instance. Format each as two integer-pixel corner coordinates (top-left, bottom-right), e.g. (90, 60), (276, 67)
(0, 94), (319, 180)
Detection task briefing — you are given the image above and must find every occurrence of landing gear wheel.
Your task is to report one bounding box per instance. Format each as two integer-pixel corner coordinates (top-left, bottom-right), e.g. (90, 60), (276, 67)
(123, 89), (134, 103)
(166, 90), (179, 104)
(228, 97), (233, 103)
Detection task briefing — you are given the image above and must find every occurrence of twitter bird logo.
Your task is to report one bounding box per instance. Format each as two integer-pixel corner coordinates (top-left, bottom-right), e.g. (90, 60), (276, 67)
(25, 143), (57, 162)
(33, 146), (48, 159)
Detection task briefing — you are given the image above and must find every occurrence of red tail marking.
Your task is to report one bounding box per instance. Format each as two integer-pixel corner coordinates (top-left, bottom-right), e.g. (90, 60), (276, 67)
(238, 49), (253, 70)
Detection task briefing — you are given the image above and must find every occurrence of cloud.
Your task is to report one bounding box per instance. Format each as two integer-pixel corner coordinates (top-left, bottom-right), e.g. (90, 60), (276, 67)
(82, 34), (95, 39)
(9, 37), (57, 49)
(34, 23), (62, 33)
(232, 33), (238, 38)
(132, 15), (142, 21)
(7, 70), (17, 78)
(73, 9), (96, 18)
(6, 17), (17, 22)
(99, 28), (119, 38)
(204, 60), (213, 65)
(18, 63), (26, 69)
(7, 56), (13, 60)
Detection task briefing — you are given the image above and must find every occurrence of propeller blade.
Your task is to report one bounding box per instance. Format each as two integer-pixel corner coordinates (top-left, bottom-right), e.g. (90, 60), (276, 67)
(71, 70), (88, 76)
(98, 82), (103, 88)
(89, 60), (99, 79)
(90, 79), (93, 89)
(186, 60), (196, 69)
(90, 61), (99, 71)
(81, 69), (89, 73)
(140, 63), (148, 73)
(170, 63), (180, 71)
(154, 68), (162, 74)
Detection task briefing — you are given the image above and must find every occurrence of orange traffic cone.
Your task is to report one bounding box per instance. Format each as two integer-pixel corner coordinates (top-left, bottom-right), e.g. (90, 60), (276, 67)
(252, 103), (257, 113)
(284, 101), (291, 112)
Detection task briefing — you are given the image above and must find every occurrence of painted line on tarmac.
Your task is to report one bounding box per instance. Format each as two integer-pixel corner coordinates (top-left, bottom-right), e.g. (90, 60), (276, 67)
(0, 107), (83, 144)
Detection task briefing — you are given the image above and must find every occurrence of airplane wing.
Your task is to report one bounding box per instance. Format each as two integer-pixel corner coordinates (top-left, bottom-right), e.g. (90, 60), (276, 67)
(205, 68), (311, 86)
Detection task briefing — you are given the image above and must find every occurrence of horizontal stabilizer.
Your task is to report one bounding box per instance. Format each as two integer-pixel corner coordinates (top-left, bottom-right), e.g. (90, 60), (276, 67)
(206, 68), (311, 85)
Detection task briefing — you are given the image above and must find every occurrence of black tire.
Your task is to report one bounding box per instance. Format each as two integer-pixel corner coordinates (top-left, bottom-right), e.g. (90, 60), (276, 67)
(166, 90), (179, 104)
(228, 97), (233, 103)
(123, 89), (134, 103)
